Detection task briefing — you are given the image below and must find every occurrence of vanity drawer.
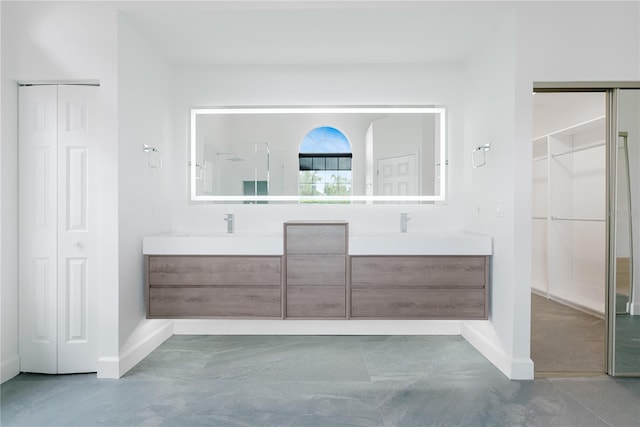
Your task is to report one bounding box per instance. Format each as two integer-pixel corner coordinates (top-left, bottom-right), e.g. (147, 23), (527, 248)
(286, 286), (346, 318)
(351, 256), (487, 287)
(148, 287), (281, 318)
(285, 224), (347, 254)
(286, 254), (346, 286)
(148, 256), (281, 286)
(351, 288), (486, 319)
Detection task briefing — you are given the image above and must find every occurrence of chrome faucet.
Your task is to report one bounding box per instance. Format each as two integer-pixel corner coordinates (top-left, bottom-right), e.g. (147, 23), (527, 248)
(400, 212), (410, 233)
(224, 213), (235, 234)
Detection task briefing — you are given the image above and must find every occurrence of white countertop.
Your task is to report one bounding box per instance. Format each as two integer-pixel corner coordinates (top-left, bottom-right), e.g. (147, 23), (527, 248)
(143, 231), (491, 256)
(348, 232), (492, 255)
(143, 232), (284, 255)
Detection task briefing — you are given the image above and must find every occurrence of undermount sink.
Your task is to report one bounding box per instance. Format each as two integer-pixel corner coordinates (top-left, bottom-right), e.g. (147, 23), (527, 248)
(349, 232), (492, 255)
(142, 232), (283, 255)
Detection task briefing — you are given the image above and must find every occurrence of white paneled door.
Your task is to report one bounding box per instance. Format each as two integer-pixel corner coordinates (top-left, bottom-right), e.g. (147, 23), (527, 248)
(19, 85), (99, 373)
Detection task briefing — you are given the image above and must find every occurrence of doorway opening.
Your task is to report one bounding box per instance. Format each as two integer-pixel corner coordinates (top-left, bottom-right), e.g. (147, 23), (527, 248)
(531, 86), (640, 377)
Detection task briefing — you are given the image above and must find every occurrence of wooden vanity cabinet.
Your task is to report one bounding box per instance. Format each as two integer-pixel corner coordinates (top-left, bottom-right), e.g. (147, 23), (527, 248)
(145, 255), (282, 318)
(284, 222), (348, 318)
(350, 256), (489, 319)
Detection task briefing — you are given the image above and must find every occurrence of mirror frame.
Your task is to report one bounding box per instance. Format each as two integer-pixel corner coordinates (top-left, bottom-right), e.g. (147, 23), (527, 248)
(189, 106), (447, 203)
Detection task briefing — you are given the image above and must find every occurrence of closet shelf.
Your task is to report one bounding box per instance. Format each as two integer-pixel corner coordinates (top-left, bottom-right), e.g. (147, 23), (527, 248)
(551, 216), (606, 223)
(551, 141), (605, 158)
(533, 156), (548, 162)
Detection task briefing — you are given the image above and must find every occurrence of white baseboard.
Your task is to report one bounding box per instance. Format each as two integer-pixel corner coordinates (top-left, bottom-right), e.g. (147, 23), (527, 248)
(461, 320), (534, 380)
(509, 357), (536, 380)
(1, 355), (20, 384)
(96, 320), (173, 379)
(118, 320), (173, 377)
(630, 301), (640, 316)
(96, 356), (120, 379)
(118, 319), (534, 381)
(173, 319), (462, 336)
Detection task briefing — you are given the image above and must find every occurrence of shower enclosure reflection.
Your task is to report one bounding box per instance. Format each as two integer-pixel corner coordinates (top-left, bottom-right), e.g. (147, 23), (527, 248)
(196, 142), (286, 203)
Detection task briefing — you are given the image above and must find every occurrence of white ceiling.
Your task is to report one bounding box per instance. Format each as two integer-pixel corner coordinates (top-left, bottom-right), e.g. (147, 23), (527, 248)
(122, 1), (513, 65)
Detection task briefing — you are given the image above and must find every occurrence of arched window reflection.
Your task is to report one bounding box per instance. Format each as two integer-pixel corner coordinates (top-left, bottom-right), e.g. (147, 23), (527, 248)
(299, 126), (352, 199)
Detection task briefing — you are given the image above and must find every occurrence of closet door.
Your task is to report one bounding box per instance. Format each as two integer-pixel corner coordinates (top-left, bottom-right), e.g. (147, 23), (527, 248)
(19, 85), (58, 373)
(55, 85), (100, 373)
(19, 85), (99, 374)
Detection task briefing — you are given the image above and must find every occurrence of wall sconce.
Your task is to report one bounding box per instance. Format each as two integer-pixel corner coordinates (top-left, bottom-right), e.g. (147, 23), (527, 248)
(143, 144), (163, 169)
(472, 143), (491, 168)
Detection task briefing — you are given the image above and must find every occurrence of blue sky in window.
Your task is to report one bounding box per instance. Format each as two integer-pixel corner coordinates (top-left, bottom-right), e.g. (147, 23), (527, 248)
(300, 126), (351, 153)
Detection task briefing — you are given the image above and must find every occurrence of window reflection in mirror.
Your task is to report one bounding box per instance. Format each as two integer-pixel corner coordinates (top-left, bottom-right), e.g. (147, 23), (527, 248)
(189, 107), (446, 203)
(299, 126), (352, 201)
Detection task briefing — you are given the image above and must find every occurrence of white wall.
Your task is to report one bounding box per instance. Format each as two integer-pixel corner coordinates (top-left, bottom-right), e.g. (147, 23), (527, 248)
(116, 13), (174, 376)
(0, 1), (120, 381)
(462, 0), (640, 379)
(0, 0), (21, 383)
(517, 2), (640, 83)
(510, 0), (640, 377)
(171, 64), (466, 235)
(462, 11), (535, 379)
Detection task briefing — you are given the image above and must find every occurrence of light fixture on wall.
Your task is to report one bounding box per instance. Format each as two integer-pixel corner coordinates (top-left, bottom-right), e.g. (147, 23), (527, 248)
(472, 143), (491, 168)
(143, 144), (163, 169)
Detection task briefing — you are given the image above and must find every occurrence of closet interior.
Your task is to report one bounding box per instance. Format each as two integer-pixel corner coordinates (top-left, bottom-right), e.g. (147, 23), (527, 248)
(532, 93), (607, 316)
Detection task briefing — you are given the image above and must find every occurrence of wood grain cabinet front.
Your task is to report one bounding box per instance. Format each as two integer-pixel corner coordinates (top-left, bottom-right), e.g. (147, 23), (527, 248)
(284, 222), (348, 318)
(146, 255), (282, 319)
(350, 256), (489, 319)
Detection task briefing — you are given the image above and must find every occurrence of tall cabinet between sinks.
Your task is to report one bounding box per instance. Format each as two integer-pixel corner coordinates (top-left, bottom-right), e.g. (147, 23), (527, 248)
(284, 221), (348, 318)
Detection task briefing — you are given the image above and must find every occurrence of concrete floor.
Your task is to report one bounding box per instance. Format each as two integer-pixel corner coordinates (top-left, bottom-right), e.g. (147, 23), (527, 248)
(2, 335), (640, 426)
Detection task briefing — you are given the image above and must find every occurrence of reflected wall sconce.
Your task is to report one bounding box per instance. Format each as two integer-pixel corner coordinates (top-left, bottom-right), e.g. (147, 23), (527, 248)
(472, 143), (491, 168)
(143, 144), (163, 169)
(188, 161), (203, 180)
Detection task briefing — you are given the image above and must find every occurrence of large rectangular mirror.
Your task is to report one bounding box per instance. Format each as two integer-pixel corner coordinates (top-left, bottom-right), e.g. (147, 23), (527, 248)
(190, 106), (446, 203)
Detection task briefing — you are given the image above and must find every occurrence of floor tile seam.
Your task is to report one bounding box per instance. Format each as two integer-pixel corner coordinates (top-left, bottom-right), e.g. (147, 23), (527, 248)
(552, 384), (615, 427)
(357, 341), (374, 384)
(120, 379), (379, 388)
(364, 369), (391, 427)
(141, 377), (378, 384)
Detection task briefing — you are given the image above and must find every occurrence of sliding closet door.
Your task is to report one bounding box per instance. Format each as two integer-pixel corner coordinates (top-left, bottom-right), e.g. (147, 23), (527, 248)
(19, 85), (100, 374)
(610, 88), (640, 375)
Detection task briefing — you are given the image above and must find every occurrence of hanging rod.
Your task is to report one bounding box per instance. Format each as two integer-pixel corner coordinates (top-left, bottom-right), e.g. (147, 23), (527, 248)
(551, 216), (606, 222)
(532, 216), (548, 220)
(533, 155), (548, 162)
(551, 141), (605, 158)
